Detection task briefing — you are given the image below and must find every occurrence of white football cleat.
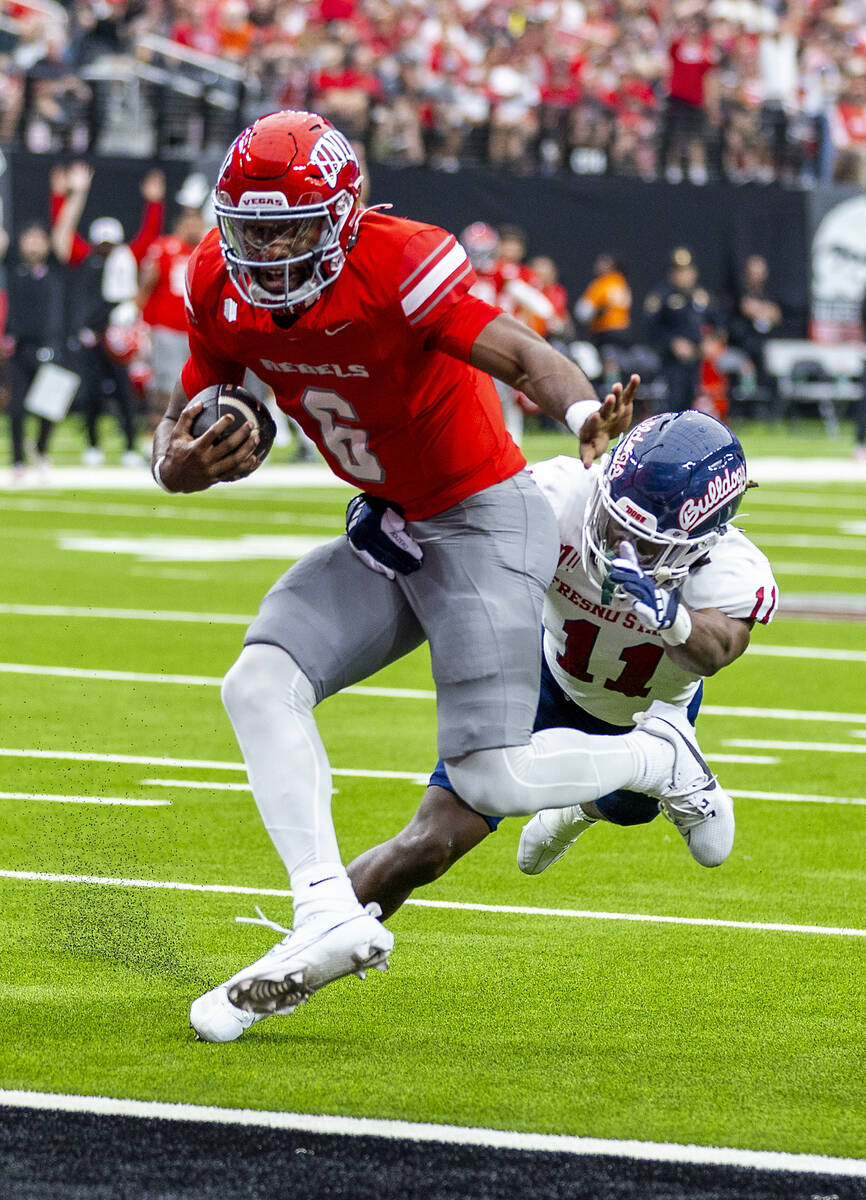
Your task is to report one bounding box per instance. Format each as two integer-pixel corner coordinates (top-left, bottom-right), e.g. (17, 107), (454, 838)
(517, 805), (597, 875)
(228, 903), (393, 1016)
(190, 985), (277, 1043)
(633, 700), (734, 867)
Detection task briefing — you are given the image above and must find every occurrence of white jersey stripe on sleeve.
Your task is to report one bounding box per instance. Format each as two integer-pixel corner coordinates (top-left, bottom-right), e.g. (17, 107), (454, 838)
(407, 263), (473, 326)
(400, 244), (469, 317)
(399, 236), (453, 294)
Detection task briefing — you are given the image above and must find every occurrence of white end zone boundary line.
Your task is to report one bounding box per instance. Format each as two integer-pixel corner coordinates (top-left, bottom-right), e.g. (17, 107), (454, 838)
(0, 1089), (863, 1178)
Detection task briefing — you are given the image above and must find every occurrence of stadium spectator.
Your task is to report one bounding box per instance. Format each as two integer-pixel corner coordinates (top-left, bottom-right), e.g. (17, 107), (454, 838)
(660, 14), (720, 185)
(490, 225), (556, 444)
(1, 0), (864, 185)
(3, 221), (66, 480)
(727, 253), (783, 402)
(575, 253), (632, 350)
(345, 413), (777, 924)
(137, 203), (207, 438)
(52, 163), (165, 466)
(309, 44), (383, 141)
(21, 26), (92, 154)
(527, 255), (572, 341)
(644, 247), (716, 413)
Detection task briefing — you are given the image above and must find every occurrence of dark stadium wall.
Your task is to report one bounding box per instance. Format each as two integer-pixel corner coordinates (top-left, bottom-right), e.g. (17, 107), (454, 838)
(368, 165), (811, 334)
(7, 152), (810, 333)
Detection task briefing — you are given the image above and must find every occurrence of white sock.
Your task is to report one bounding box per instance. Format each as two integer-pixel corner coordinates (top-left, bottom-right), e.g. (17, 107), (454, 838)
(620, 728), (678, 794)
(290, 861), (363, 927)
(221, 644), (353, 899)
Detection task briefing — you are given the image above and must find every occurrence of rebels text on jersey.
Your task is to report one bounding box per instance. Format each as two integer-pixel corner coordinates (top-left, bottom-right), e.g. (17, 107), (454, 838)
(531, 456), (780, 727)
(182, 213), (524, 519)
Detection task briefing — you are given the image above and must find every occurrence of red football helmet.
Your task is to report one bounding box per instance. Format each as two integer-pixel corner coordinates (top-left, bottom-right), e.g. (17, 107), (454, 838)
(460, 222), (499, 273)
(214, 110), (364, 311)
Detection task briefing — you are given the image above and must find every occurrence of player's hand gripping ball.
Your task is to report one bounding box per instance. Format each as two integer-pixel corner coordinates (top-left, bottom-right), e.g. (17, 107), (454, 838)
(189, 384), (277, 467)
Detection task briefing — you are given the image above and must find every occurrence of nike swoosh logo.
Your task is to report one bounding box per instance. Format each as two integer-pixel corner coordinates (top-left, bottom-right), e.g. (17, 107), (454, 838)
(324, 321), (351, 336)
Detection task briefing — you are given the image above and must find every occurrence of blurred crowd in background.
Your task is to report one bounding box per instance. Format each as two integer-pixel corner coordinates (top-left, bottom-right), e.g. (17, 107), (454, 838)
(2, 149), (827, 480)
(2, 0), (866, 184)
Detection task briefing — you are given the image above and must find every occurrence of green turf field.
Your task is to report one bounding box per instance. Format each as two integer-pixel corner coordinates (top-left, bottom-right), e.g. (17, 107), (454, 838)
(1, 423), (864, 1162)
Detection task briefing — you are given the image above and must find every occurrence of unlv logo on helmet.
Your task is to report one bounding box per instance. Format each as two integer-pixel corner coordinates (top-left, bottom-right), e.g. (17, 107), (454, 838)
(310, 130), (358, 188)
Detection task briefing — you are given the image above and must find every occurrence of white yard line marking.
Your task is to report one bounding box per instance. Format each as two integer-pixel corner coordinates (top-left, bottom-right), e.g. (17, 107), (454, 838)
(0, 792), (168, 807)
(738, 511), (860, 528)
(3, 649), (866, 695)
(727, 739), (866, 754)
(0, 604), (251, 625)
(0, 1090), (864, 1178)
(0, 664), (436, 694)
(142, 778), (252, 792)
(703, 754), (779, 764)
(0, 870), (862, 937)
(750, 534), (866, 550)
(701, 705), (866, 722)
(0, 663), (224, 686)
(729, 789), (866, 805)
(1, 498), (340, 528)
(770, 560), (866, 578)
(57, 534), (332, 563)
(0, 748), (248, 769)
(745, 645), (866, 662)
(755, 490), (866, 509)
(141, 769), (431, 790)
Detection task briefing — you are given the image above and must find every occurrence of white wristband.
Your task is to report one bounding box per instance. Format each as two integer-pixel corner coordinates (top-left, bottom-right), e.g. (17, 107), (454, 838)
(152, 455), (173, 493)
(660, 605), (693, 647)
(564, 399), (601, 438)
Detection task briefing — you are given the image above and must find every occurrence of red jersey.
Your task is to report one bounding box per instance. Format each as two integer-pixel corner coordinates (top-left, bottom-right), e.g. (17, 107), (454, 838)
(182, 213), (525, 519)
(142, 235), (196, 332)
(669, 35), (717, 107)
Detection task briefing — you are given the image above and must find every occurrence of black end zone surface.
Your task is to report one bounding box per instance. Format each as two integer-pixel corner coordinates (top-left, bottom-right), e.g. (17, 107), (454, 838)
(1, 1108), (863, 1200)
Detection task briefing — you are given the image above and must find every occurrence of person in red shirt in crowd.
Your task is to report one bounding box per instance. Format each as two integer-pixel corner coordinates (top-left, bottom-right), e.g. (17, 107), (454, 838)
(527, 255), (571, 340)
(459, 220), (500, 306)
(51, 163), (164, 466)
(309, 44), (383, 140)
(152, 110), (642, 1043)
(136, 202), (207, 436)
(661, 16), (721, 185)
(489, 225), (556, 443)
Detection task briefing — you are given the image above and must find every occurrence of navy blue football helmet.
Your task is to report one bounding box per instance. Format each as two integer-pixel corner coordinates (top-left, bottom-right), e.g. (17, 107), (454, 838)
(582, 411), (748, 596)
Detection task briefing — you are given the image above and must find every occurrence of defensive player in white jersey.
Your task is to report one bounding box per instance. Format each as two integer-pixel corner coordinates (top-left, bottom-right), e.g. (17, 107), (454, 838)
(344, 411), (779, 920)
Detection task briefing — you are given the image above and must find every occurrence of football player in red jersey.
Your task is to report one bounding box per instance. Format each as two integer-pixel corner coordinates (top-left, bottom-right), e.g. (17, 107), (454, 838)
(152, 110), (643, 1042)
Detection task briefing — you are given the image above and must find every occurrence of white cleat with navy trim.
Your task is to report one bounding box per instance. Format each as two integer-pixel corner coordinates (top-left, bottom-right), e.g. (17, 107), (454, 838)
(517, 805), (598, 875)
(227, 903), (393, 1016)
(633, 700), (735, 867)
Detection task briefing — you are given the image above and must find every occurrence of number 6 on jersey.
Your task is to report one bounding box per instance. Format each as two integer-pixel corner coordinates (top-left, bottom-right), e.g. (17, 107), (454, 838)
(301, 387), (384, 484)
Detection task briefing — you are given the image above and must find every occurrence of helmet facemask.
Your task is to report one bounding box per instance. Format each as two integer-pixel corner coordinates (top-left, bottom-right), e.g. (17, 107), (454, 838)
(215, 189), (356, 311)
(581, 468), (721, 602)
